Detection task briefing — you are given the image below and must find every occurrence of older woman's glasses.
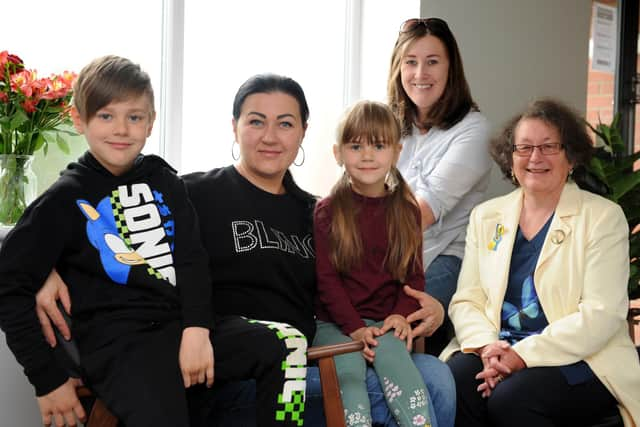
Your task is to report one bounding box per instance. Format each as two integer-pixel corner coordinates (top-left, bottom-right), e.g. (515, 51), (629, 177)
(399, 18), (449, 33)
(512, 143), (564, 156)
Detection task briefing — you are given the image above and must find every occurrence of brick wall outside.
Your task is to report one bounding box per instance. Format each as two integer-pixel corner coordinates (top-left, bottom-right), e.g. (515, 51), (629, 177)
(586, 57), (640, 153)
(586, 0), (640, 152)
(586, 1), (640, 345)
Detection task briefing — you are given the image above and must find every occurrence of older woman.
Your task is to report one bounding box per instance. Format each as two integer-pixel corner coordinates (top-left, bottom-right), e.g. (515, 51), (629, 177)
(387, 18), (493, 354)
(35, 74), (455, 427)
(444, 98), (640, 427)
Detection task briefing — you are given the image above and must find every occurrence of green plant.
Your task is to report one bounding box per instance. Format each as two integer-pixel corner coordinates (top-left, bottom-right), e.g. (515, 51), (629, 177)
(585, 115), (640, 299)
(0, 51), (77, 225)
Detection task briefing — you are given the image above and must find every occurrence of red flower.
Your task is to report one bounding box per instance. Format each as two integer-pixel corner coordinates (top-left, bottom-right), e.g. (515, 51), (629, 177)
(0, 51), (24, 76)
(41, 74), (74, 100)
(10, 70), (39, 98)
(0, 51), (77, 156)
(21, 99), (38, 113)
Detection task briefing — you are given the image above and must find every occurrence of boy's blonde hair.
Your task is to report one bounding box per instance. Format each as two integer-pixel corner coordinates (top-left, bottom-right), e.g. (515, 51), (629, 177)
(73, 55), (155, 121)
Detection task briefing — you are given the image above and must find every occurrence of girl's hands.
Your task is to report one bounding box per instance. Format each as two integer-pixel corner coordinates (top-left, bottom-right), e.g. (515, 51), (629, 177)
(350, 326), (380, 363)
(350, 314), (414, 362)
(378, 314), (413, 351)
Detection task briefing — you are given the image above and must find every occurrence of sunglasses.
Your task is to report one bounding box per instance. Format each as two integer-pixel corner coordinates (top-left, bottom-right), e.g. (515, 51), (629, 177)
(399, 18), (449, 33)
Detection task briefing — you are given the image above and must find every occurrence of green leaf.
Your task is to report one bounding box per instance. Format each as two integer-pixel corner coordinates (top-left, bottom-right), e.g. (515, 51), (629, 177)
(54, 128), (78, 137)
(585, 113), (640, 300)
(611, 172), (640, 201)
(10, 109), (28, 130)
(588, 158), (609, 185)
(56, 133), (70, 154)
(51, 123), (78, 139)
(31, 133), (45, 152)
(614, 151), (640, 170)
(611, 114), (621, 130)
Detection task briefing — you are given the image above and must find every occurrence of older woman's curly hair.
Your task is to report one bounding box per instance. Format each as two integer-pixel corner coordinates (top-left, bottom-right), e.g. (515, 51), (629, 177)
(490, 98), (594, 186)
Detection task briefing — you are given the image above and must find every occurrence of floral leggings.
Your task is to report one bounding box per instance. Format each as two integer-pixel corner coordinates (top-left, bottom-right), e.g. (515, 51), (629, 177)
(314, 320), (432, 427)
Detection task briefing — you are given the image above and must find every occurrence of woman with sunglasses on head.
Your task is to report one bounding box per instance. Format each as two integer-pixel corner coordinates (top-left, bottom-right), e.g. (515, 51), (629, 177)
(387, 18), (493, 356)
(443, 98), (640, 427)
(33, 73), (456, 427)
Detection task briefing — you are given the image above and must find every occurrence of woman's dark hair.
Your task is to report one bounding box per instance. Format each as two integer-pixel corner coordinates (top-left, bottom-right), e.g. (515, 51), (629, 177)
(232, 73), (310, 125)
(387, 18), (477, 135)
(490, 98), (594, 186)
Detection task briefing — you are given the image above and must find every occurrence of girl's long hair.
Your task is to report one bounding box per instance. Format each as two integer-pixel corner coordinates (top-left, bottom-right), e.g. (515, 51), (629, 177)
(329, 101), (422, 281)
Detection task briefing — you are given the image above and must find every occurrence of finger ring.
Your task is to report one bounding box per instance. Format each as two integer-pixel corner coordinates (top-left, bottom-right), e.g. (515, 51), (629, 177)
(496, 374), (504, 382)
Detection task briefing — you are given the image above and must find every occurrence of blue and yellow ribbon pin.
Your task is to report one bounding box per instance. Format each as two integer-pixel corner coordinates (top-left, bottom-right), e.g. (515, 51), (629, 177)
(487, 223), (505, 251)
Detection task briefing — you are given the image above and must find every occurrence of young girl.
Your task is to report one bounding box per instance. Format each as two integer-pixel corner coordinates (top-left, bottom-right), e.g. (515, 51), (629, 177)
(313, 100), (432, 427)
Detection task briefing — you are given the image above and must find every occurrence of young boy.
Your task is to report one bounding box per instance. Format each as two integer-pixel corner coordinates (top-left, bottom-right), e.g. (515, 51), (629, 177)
(0, 56), (214, 426)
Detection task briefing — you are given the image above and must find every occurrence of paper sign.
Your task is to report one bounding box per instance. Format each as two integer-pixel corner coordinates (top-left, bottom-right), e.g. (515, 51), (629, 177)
(591, 2), (617, 73)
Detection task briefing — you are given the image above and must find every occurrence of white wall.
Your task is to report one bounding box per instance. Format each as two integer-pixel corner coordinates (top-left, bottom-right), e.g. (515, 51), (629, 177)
(421, 0), (592, 198)
(0, 292), (41, 426)
(0, 227), (40, 424)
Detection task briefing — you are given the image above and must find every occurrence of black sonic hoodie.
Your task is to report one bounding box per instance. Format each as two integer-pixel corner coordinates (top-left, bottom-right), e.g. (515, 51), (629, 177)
(0, 151), (212, 396)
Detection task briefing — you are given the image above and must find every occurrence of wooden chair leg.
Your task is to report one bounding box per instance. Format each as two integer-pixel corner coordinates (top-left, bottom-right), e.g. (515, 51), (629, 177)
(317, 357), (346, 427)
(87, 398), (118, 427)
(76, 386), (118, 427)
(413, 336), (426, 353)
(308, 341), (364, 427)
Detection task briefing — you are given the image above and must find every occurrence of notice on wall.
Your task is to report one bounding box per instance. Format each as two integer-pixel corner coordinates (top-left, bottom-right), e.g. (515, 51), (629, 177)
(591, 2), (617, 73)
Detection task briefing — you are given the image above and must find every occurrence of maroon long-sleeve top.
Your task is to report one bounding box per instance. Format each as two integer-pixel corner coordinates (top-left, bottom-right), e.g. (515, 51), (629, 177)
(314, 191), (424, 336)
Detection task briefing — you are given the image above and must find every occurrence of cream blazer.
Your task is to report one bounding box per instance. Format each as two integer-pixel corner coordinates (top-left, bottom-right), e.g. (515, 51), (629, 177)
(441, 182), (640, 426)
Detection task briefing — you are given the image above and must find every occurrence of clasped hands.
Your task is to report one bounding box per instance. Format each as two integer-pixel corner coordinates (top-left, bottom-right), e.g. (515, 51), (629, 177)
(475, 340), (526, 398)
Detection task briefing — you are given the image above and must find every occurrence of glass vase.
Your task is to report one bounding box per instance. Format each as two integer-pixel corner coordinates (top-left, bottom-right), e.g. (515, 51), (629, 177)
(0, 154), (38, 227)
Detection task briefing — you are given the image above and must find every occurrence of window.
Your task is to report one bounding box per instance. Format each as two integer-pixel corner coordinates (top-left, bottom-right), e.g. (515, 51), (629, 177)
(1, 0), (419, 197)
(587, 0), (639, 153)
(0, 0), (163, 191)
(179, 0), (419, 197)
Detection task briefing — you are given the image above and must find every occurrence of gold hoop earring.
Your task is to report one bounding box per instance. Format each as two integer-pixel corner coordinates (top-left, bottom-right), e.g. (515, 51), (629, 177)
(231, 141), (240, 161)
(294, 145), (305, 167)
(511, 170), (518, 185)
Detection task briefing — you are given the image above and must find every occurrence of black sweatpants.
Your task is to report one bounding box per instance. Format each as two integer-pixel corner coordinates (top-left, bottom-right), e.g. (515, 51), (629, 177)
(79, 319), (190, 427)
(79, 316), (307, 427)
(189, 315), (308, 427)
(447, 351), (620, 427)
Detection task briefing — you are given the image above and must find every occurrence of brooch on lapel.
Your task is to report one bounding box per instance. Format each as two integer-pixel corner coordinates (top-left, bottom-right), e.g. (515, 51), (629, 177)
(550, 229), (565, 244)
(487, 223), (505, 251)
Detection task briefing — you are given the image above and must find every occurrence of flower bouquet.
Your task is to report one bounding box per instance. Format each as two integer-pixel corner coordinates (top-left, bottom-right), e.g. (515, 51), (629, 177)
(0, 51), (77, 226)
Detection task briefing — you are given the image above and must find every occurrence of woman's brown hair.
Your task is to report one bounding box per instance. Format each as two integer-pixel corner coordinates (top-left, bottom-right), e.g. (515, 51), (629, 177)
(387, 18), (477, 136)
(328, 100), (422, 281)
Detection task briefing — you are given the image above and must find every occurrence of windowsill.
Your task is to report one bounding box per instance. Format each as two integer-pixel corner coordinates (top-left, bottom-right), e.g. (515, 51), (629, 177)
(0, 225), (11, 243)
